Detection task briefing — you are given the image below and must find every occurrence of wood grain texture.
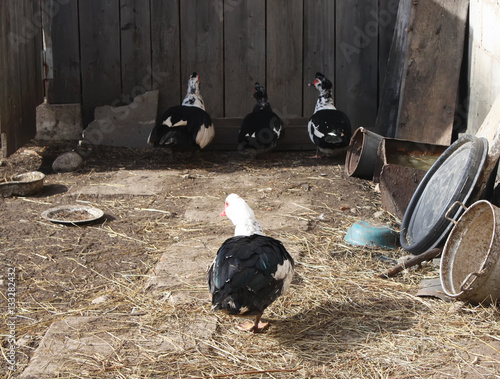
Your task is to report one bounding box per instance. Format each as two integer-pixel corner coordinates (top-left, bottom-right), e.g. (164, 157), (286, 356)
(180, 0), (224, 118)
(396, 0), (468, 145)
(224, 0), (266, 118)
(0, 0), (42, 156)
(377, 0), (399, 101)
(120, 0), (152, 100)
(33, 0), (44, 106)
(151, 0), (181, 116)
(0, 0), (17, 156)
(209, 118), (312, 151)
(43, 0), (81, 104)
(16, 0), (39, 149)
(0, 1), (402, 155)
(79, 0), (121, 126)
(1, 1), (25, 156)
(335, 0), (378, 131)
(303, 0), (335, 116)
(267, 0), (303, 118)
(375, 0), (411, 137)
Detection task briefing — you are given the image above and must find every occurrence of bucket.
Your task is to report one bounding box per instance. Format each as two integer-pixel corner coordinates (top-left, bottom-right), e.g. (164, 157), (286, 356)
(344, 221), (399, 249)
(345, 127), (383, 179)
(440, 200), (500, 304)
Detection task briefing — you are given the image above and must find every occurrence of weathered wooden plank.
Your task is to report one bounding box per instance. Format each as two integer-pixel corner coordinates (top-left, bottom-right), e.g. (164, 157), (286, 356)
(16, 0), (39, 149)
(1, 0), (24, 156)
(43, 0), (81, 104)
(180, 0), (224, 118)
(377, 0), (399, 100)
(151, 0), (181, 116)
(303, 0), (335, 117)
(208, 118), (313, 151)
(79, 0), (121, 126)
(0, 0), (11, 156)
(335, 0), (378, 130)
(396, 0), (468, 145)
(120, 0), (151, 101)
(267, 0), (303, 118)
(33, 0), (44, 106)
(224, 0), (266, 118)
(375, 0), (411, 137)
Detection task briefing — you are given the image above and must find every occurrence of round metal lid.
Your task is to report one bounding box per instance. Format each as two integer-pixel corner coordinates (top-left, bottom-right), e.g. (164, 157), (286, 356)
(400, 135), (488, 254)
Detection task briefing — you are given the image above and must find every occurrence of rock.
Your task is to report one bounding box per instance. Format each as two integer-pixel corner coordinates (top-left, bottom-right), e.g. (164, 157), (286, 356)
(82, 90), (158, 148)
(144, 236), (220, 304)
(20, 315), (216, 378)
(52, 151), (83, 173)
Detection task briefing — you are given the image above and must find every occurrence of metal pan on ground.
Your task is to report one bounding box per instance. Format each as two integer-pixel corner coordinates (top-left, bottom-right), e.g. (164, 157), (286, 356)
(41, 205), (104, 225)
(400, 135), (488, 255)
(0, 171), (45, 197)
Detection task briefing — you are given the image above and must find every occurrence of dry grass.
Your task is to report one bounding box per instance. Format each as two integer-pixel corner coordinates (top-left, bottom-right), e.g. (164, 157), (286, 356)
(1, 145), (500, 378)
(76, 236), (500, 378)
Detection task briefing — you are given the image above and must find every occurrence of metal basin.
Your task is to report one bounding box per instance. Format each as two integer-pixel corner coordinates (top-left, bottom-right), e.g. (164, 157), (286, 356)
(0, 171), (45, 197)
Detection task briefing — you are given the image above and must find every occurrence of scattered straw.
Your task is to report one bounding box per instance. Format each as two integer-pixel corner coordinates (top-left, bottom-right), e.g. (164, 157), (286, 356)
(2, 148), (500, 378)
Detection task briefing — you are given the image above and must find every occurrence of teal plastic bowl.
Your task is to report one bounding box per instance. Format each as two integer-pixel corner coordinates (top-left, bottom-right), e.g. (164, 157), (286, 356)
(345, 221), (399, 249)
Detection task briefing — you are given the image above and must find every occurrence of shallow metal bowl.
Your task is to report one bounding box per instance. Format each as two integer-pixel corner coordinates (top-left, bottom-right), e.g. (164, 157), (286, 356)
(0, 171), (45, 197)
(41, 205), (104, 225)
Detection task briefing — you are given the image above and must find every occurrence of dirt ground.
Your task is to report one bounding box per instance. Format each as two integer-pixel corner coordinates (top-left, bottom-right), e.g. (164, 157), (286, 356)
(1, 141), (500, 378)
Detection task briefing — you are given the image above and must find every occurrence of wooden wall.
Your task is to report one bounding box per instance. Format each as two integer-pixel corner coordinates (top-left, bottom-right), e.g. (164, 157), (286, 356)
(45, 0), (398, 132)
(0, 0), (44, 157)
(0, 0), (400, 156)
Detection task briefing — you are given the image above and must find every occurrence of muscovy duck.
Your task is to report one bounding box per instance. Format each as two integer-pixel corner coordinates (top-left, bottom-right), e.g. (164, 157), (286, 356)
(207, 194), (294, 333)
(147, 72), (215, 150)
(238, 82), (284, 155)
(308, 72), (352, 158)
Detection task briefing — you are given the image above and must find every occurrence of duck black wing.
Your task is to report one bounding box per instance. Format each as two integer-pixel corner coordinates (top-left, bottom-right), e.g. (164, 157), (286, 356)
(148, 105), (214, 149)
(207, 234), (294, 316)
(308, 109), (352, 150)
(238, 111), (284, 152)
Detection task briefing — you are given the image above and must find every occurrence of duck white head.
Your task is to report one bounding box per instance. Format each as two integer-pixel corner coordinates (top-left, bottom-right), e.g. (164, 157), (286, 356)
(310, 72), (336, 112)
(220, 194), (264, 237)
(182, 72), (205, 110)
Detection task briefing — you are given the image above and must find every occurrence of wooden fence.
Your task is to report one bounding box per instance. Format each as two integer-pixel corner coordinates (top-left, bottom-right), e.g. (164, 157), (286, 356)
(44, 0), (398, 133)
(0, 0), (44, 157)
(1, 0), (399, 155)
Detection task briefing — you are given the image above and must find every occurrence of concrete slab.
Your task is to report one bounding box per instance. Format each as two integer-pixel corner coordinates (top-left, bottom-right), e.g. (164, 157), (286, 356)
(82, 90), (158, 149)
(183, 193), (229, 224)
(75, 170), (179, 196)
(183, 173), (310, 232)
(21, 315), (216, 378)
(144, 236), (225, 304)
(36, 102), (83, 141)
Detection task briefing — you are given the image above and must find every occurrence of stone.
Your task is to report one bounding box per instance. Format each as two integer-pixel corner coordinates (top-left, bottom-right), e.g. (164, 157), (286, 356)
(20, 315), (216, 378)
(35, 102), (83, 141)
(82, 90), (158, 149)
(52, 151), (83, 173)
(144, 236), (222, 304)
(74, 169), (177, 196)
